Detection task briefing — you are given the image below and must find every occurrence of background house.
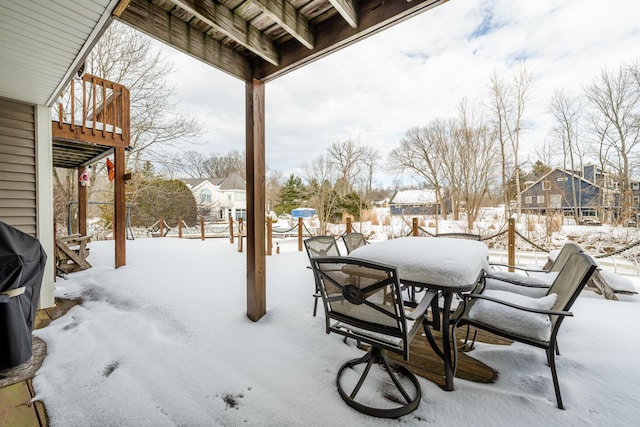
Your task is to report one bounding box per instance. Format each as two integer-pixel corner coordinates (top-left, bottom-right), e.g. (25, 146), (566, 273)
(520, 167), (606, 221)
(183, 173), (246, 222)
(520, 164), (640, 224)
(390, 189), (441, 216)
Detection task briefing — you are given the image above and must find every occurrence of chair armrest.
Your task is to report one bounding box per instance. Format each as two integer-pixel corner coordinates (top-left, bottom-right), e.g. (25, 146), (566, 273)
(465, 293), (573, 317)
(489, 262), (546, 274)
(484, 272), (550, 288)
(406, 289), (438, 321)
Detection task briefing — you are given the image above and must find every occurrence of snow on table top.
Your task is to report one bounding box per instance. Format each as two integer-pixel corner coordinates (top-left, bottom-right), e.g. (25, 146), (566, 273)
(349, 237), (489, 290)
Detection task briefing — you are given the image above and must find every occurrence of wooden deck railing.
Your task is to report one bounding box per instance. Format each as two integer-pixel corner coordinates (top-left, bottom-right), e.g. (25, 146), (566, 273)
(52, 73), (130, 147)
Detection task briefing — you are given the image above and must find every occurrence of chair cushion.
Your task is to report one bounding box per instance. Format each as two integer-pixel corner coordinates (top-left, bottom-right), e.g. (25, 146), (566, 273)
(599, 270), (638, 294)
(468, 290), (558, 342)
(485, 273), (551, 298)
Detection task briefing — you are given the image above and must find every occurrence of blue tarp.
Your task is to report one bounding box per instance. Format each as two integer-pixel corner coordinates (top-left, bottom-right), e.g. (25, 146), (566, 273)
(291, 208), (316, 218)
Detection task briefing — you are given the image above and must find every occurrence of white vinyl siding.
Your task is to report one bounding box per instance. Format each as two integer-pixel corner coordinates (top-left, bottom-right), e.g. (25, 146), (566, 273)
(0, 97), (36, 235)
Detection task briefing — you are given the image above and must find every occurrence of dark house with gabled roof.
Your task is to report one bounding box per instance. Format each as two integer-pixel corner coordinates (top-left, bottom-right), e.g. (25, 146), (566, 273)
(520, 168), (605, 221)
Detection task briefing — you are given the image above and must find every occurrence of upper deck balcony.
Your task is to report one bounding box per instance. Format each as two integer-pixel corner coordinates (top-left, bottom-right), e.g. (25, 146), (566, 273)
(51, 74), (130, 168)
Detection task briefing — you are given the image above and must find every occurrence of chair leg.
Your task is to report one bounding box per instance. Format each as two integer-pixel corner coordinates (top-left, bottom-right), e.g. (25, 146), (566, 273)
(462, 325), (478, 352)
(336, 347), (421, 418)
(313, 294), (319, 317)
(547, 347), (564, 409)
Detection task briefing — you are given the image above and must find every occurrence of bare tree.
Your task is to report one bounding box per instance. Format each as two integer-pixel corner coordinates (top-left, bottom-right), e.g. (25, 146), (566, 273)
(360, 145), (378, 206)
(388, 124), (448, 232)
(303, 155), (339, 235)
(203, 150), (245, 179)
(549, 89), (585, 221)
(453, 100), (498, 230)
(390, 99), (497, 231)
(265, 169), (283, 214)
(327, 137), (366, 196)
(488, 63), (533, 217)
(85, 21), (203, 169)
(169, 150), (209, 178)
(585, 63), (640, 222)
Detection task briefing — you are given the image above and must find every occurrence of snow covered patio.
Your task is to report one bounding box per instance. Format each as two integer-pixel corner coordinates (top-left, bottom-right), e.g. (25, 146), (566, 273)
(6, 237), (640, 425)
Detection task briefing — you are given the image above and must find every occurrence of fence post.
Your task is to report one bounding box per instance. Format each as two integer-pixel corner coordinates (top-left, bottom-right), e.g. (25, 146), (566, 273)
(178, 216), (183, 238)
(238, 217), (244, 252)
(412, 218), (418, 236)
(266, 218), (272, 256)
(229, 216), (234, 244)
(159, 216), (164, 237)
(298, 217), (303, 252)
(200, 216), (205, 241)
(508, 218), (515, 272)
(346, 217), (352, 233)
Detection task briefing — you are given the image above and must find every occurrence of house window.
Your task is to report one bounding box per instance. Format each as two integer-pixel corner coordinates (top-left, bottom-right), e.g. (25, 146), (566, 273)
(537, 195), (545, 204)
(632, 182), (640, 191)
(524, 196), (532, 204)
(557, 177), (568, 182)
(200, 189), (211, 203)
(542, 181), (550, 190)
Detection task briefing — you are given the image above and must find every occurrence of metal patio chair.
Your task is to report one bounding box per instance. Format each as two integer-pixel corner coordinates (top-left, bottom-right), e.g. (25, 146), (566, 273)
(486, 243), (584, 297)
(310, 256), (437, 418)
(304, 236), (341, 316)
(341, 232), (368, 254)
(454, 252), (597, 409)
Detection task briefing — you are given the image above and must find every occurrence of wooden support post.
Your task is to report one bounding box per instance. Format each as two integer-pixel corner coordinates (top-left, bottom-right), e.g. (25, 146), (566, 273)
(508, 218), (515, 272)
(266, 218), (272, 256)
(159, 216), (164, 237)
(245, 78), (266, 321)
(200, 216), (205, 241)
(178, 216), (183, 238)
(298, 217), (303, 252)
(412, 218), (418, 236)
(114, 146), (126, 268)
(229, 216), (234, 244)
(346, 217), (352, 233)
(78, 166), (87, 236)
(238, 218), (244, 252)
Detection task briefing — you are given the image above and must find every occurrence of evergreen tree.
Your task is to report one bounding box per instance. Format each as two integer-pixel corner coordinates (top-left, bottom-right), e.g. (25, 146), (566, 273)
(274, 174), (305, 215)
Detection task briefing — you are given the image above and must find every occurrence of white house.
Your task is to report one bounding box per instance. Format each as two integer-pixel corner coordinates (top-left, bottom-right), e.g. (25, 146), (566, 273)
(183, 173), (246, 221)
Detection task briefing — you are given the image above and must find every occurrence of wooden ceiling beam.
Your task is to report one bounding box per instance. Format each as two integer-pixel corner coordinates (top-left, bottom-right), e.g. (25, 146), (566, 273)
(253, 0), (448, 82)
(117, 0), (252, 81)
(249, 0), (314, 49)
(329, 0), (357, 28)
(172, 0), (279, 66)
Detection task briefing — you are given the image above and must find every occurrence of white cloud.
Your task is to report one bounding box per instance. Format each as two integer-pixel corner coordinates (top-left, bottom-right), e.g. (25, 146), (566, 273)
(155, 0), (640, 184)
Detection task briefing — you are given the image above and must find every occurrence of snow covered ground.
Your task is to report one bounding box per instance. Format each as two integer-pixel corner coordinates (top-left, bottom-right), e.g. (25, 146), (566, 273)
(33, 236), (640, 426)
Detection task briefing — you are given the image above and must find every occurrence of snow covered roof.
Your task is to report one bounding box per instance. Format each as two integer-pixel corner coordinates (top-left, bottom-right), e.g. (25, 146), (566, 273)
(391, 189), (436, 204)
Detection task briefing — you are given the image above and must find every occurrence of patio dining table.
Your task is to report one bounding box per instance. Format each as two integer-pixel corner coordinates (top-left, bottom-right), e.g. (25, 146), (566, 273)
(348, 236), (490, 391)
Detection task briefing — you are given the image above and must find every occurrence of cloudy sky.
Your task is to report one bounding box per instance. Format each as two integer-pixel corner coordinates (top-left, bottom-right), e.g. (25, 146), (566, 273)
(157, 0), (640, 187)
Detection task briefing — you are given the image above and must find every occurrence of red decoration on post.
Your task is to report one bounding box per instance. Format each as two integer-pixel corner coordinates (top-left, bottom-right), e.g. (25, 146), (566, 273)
(106, 158), (115, 182)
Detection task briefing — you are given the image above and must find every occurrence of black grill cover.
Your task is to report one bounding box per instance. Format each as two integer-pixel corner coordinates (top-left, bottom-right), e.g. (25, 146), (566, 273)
(0, 220), (47, 370)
